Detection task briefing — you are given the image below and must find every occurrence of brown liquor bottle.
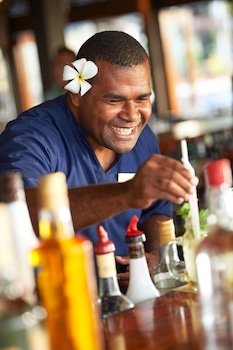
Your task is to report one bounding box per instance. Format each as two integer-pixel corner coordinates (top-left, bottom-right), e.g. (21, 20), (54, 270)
(30, 172), (104, 350)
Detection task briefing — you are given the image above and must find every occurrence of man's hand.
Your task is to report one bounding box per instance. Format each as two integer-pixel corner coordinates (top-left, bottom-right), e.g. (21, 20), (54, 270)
(126, 154), (199, 209)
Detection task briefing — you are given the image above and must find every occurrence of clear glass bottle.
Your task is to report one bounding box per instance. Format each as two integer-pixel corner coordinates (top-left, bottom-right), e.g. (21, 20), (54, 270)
(125, 216), (160, 304)
(0, 171), (39, 304)
(94, 225), (134, 318)
(0, 175), (49, 350)
(29, 172), (104, 350)
(151, 218), (185, 294)
(195, 158), (233, 350)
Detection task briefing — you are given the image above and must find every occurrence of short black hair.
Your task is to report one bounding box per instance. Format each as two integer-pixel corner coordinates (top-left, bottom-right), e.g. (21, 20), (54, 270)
(76, 30), (149, 67)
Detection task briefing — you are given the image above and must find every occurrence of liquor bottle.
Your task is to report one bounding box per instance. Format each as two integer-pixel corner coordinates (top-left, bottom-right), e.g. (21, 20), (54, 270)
(29, 172), (104, 350)
(125, 216), (160, 304)
(195, 158), (233, 350)
(94, 225), (134, 318)
(0, 180), (49, 350)
(151, 218), (185, 294)
(0, 171), (39, 305)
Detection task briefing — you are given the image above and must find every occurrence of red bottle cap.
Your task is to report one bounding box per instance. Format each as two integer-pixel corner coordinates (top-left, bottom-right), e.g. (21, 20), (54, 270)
(203, 158), (232, 187)
(125, 215), (146, 243)
(94, 225), (115, 254)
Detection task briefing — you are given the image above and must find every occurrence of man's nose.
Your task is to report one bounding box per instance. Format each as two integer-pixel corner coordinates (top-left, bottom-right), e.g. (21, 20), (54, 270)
(120, 101), (139, 121)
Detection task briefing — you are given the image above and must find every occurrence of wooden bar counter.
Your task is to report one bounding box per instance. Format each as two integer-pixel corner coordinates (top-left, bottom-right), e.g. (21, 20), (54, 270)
(103, 290), (203, 350)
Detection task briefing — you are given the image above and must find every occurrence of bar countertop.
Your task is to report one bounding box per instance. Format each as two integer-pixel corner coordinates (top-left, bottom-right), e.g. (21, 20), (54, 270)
(103, 290), (203, 350)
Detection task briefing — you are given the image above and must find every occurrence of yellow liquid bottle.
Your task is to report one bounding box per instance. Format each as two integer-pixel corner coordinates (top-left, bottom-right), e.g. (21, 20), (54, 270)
(29, 172), (104, 350)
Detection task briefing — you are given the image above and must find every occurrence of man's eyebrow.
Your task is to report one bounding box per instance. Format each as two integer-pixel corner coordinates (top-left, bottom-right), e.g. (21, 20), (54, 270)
(103, 92), (151, 100)
(103, 93), (126, 100)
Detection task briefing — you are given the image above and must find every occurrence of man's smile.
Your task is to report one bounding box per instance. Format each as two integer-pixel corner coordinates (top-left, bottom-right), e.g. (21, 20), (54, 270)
(109, 125), (135, 136)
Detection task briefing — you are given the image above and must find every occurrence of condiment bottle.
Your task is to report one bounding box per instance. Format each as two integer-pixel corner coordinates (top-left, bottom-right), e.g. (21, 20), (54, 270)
(151, 218), (185, 294)
(29, 172), (104, 350)
(196, 158), (233, 349)
(94, 225), (134, 318)
(125, 216), (160, 304)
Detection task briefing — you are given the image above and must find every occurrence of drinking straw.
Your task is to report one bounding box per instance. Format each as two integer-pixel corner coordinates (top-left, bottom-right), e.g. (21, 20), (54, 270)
(181, 139), (201, 240)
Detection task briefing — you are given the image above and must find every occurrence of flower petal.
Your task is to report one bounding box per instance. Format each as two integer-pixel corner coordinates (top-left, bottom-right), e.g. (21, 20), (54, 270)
(83, 61), (98, 79)
(72, 58), (87, 72)
(64, 79), (81, 94)
(80, 81), (92, 96)
(63, 65), (77, 81)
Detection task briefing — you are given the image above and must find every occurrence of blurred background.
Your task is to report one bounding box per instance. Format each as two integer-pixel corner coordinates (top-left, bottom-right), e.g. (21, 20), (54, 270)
(0, 0), (232, 181)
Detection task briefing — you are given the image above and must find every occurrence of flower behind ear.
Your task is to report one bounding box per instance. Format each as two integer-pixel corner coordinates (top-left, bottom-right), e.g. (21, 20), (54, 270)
(63, 58), (98, 96)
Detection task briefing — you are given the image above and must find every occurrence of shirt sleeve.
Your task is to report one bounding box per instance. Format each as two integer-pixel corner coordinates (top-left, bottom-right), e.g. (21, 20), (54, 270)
(0, 115), (58, 187)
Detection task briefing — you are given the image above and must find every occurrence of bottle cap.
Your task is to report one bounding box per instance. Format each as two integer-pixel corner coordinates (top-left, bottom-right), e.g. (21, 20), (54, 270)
(0, 172), (25, 203)
(203, 158), (232, 187)
(157, 219), (175, 244)
(94, 225), (115, 254)
(125, 216), (145, 243)
(38, 172), (69, 211)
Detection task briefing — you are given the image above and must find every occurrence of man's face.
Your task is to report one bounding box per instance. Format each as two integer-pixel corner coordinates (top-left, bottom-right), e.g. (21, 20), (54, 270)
(76, 60), (152, 154)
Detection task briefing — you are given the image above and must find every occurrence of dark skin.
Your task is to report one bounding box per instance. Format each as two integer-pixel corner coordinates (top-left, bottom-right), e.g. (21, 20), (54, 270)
(25, 59), (198, 288)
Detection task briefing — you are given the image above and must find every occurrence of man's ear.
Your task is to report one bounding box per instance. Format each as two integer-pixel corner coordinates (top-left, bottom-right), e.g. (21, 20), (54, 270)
(69, 91), (80, 107)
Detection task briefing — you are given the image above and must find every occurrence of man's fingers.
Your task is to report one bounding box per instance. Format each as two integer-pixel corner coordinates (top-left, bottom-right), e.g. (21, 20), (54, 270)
(115, 256), (129, 265)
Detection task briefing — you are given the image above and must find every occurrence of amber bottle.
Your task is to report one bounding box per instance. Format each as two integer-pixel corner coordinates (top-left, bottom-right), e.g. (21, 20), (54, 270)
(30, 172), (104, 350)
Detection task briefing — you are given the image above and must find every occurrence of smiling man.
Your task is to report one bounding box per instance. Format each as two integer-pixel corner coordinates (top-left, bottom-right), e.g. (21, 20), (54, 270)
(0, 31), (198, 287)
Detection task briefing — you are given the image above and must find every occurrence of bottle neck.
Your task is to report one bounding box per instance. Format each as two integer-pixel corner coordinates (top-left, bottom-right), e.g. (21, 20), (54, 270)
(98, 276), (121, 297)
(158, 243), (167, 264)
(96, 252), (121, 296)
(38, 172), (75, 240)
(0, 172), (26, 203)
(128, 242), (145, 259)
(38, 207), (74, 240)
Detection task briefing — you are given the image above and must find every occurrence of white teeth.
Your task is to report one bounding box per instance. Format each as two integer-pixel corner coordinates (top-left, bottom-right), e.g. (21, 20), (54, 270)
(110, 126), (134, 135)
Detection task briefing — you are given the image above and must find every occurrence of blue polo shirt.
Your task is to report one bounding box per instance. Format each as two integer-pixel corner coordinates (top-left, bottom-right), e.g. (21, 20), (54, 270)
(0, 94), (172, 256)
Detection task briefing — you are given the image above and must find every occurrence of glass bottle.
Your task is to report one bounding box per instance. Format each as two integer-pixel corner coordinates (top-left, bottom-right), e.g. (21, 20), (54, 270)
(94, 225), (134, 318)
(29, 172), (104, 350)
(195, 158), (233, 349)
(125, 216), (160, 304)
(0, 171), (39, 305)
(0, 175), (49, 350)
(151, 218), (185, 294)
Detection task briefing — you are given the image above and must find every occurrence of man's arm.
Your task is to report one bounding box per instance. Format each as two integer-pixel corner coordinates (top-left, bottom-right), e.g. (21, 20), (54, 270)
(26, 181), (130, 236)
(26, 154), (198, 237)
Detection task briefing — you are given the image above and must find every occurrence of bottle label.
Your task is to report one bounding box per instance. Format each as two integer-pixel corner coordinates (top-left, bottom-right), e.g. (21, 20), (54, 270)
(96, 253), (117, 278)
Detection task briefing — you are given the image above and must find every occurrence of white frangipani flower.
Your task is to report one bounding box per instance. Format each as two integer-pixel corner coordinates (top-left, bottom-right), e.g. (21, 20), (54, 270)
(63, 58), (98, 96)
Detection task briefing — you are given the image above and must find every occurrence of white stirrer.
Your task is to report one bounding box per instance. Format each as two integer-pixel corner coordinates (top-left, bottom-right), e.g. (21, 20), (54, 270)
(181, 139), (200, 240)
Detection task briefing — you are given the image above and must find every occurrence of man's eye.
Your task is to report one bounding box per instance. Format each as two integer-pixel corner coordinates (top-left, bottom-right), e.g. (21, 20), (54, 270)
(109, 99), (122, 103)
(136, 97), (149, 103)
